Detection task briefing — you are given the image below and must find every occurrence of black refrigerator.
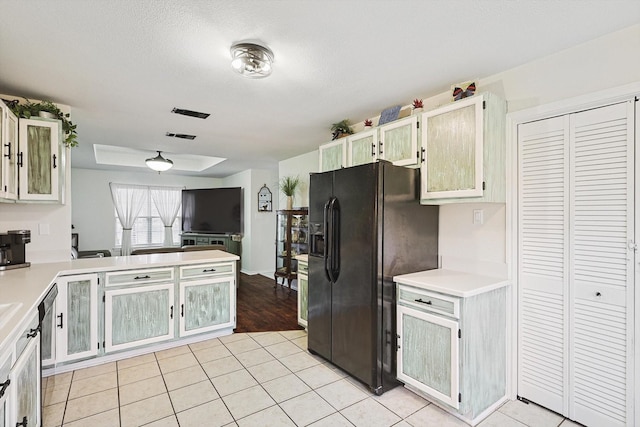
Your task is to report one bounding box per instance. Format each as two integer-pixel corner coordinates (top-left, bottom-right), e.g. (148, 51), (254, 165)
(307, 161), (439, 395)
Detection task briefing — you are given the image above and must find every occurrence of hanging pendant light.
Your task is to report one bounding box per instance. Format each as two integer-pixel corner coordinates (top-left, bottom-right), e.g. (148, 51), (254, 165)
(145, 151), (173, 172)
(230, 42), (274, 78)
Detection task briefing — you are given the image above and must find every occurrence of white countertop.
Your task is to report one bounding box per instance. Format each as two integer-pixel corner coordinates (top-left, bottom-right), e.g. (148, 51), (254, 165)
(0, 250), (239, 353)
(393, 268), (509, 298)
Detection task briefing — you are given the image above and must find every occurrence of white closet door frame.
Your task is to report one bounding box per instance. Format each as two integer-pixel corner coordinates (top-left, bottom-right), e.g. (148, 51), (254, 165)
(506, 82), (640, 426)
(567, 101), (635, 426)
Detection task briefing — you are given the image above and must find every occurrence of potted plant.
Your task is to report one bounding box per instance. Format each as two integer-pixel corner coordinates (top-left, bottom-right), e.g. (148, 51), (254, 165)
(330, 119), (353, 140)
(280, 175), (300, 210)
(412, 99), (424, 115)
(4, 98), (78, 147)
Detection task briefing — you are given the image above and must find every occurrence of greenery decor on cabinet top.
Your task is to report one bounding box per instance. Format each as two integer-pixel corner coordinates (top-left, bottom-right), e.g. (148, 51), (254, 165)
(3, 98), (78, 147)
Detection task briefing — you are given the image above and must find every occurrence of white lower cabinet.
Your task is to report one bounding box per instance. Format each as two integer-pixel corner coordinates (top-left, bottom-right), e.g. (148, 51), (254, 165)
(56, 274), (99, 363)
(0, 348), (12, 427)
(297, 258), (308, 328)
(105, 283), (175, 353)
(397, 305), (459, 408)
(9, 316), (41, 427)
(395, 282), (506, 426)
(178, 262), (236, 337)
(178, 277), (234, 337)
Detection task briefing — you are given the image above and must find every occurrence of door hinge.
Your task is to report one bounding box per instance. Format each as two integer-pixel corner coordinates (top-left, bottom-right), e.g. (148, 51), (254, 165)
(458, 329), (461, 339)
(628, 240), (637, 252)
(103, 295), (106, 302)
(482, 181), (486, 190)
(458, 393), (462, 402)
(97, 277), (100, 285)
(98, 342), (100, 349)
(103, 340), (106, 348)
(416, 121), (420, 129)
(482, 101), (486, 110)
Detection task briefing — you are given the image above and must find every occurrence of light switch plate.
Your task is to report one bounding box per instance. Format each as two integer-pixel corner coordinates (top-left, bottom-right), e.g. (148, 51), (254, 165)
(39, 223), (50, 235)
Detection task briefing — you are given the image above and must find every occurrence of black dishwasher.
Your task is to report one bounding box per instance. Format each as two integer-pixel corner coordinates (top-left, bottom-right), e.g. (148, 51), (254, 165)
(37, 284), (58, 416)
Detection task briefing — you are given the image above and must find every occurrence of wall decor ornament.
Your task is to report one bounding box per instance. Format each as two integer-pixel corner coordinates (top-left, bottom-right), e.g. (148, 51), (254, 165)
(330, 119), (353, 140)
(451, 81), (476, 101)
(258, 184), (273, 212)
(378, 105), (401, 125)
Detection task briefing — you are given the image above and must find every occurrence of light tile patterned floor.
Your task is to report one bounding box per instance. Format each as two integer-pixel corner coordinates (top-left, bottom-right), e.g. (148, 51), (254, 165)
(42, 331), (581, 427)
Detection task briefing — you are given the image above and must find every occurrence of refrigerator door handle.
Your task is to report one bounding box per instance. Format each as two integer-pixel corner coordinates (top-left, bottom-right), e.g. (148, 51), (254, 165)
(328, 197), (340, 281)
(323, 199), (333, 282)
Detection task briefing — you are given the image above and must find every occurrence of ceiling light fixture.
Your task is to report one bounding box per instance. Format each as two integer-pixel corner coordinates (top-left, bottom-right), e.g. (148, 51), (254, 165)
(145, 151), (173, 172)
(230, 42), (274, 78)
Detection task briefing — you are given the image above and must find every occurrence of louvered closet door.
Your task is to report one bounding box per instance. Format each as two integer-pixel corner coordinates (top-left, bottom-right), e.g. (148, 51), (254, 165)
(569, 101), (634, 427)
(518, 100), (635, 427)
(518, 115), (570, 415)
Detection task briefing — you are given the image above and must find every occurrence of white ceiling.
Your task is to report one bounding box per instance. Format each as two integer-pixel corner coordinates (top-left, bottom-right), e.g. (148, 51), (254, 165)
(0, 1), (638, 178)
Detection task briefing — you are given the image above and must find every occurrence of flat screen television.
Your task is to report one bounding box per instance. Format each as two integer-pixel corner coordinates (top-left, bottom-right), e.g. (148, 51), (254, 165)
(182, 187), (242, 234)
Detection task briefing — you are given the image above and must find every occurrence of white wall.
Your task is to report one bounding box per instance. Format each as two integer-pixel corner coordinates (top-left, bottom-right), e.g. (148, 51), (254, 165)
(278, 150), (319, 209)
(71, 168), (222, 251)
(277, 24), (640, 277)
(222, 168), (278, 275)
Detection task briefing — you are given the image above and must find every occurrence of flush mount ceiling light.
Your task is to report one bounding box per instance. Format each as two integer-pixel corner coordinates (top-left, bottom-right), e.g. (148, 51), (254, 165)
(145, 151), (173, 172)
(230, 42), (274, 78)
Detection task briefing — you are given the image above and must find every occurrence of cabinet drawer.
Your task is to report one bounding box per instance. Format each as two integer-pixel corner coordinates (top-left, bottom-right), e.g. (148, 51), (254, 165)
(397, 285), (459, 318)
(298, 262), (308, 275)
(105, 268), (174, 287)
(179, 262), (234, 280)
(14, 313), (39, 361)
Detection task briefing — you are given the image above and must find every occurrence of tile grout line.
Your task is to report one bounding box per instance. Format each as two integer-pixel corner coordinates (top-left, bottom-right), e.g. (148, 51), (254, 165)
(151, 351), (179, 427)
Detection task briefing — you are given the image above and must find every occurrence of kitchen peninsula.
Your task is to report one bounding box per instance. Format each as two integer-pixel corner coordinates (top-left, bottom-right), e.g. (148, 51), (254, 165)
(0, 250), (238, 427)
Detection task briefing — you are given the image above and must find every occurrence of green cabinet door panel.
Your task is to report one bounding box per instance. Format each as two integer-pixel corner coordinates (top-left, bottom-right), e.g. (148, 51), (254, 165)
(298, 274), (308, 327)
(0, 352), (10, 427)
(319, 140), (346, 172)
(184, 280), (231, 331)
(179, 277), (235, 336)
(425, 104), (477, 192)
(56, 274), (98, 363)
(350, 135), (375, 166)
(18, 118), (61, 201)
(348, 130), (377, 167)
(11, 337), (40, 427)
(67, 279), (93, 355)
(382, 124), (412, 163)
(401, 312), (452, 396)
(109, 286), (172, 347)
(26, 124), (52, 195)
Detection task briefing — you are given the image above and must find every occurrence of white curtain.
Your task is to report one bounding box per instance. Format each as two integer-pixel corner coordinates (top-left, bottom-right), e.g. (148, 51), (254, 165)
(109, 183), (147, 256)
(150, 186), (184, 246)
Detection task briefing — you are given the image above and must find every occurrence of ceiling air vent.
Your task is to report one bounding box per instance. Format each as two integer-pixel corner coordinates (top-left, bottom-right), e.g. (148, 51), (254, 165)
(171, 107), (210, 119)
(166, 132), (196, 140)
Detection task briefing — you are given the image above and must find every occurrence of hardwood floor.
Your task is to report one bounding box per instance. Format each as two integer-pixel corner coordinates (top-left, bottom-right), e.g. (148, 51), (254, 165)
(234, 272), (304, 333)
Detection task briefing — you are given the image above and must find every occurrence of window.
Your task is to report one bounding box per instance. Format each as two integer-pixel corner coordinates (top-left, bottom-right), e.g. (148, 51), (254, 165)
(114, 187), (182, 247)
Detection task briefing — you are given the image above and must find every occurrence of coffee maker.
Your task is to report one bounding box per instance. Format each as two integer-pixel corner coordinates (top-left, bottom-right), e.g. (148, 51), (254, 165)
(0, 230), (31, 270)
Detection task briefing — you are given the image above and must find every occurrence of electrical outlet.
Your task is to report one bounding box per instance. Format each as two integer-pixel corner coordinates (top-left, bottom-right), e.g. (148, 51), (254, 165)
(473, 209), (484, 225)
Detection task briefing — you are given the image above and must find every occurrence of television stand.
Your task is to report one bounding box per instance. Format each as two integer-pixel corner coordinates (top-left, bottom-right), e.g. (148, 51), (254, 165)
(180, 233), (242, 258)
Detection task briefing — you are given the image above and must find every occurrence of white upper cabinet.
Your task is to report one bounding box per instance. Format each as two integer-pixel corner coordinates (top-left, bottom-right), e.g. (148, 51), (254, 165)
(378, 115), (419, 166)
(319, 138), (347, 172)
(18, 118), (63, 202)
(0, 101), (18, 201)
(420, 93), (505, 204)
(347, 128), (378, 167)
